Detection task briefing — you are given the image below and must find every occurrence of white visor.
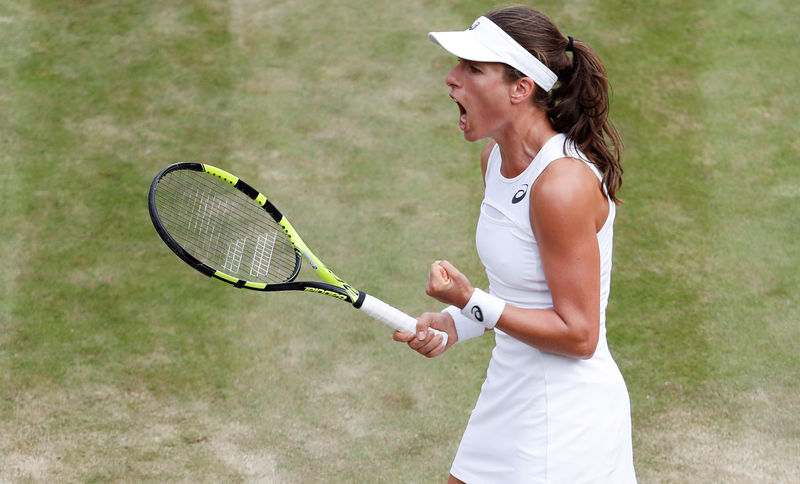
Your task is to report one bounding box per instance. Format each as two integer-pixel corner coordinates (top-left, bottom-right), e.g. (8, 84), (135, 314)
(429, 16), (558, 91)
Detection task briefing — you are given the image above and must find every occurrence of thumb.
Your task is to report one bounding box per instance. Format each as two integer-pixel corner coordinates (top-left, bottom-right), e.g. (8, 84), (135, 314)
(427, 260), (453, 293)
(437, 260), (463, 280)
(415, 317), (431, 341)
(433, 260), (451, 283)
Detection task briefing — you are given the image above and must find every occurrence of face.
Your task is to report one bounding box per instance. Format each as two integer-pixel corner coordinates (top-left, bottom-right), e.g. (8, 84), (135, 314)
(445, 59), (514, 142)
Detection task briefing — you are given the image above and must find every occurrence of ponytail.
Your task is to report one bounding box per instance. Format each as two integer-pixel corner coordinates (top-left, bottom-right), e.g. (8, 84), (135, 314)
(551, 38), (623, 203)
(487, 8), (623, 203)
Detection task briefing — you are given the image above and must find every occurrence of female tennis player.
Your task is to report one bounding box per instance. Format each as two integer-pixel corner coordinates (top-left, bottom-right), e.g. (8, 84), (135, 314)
(393, 7), (636, 483)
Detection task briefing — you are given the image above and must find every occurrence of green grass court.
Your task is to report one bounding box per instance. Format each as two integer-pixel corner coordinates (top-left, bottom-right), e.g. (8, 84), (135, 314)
(1, 0), (798, 481)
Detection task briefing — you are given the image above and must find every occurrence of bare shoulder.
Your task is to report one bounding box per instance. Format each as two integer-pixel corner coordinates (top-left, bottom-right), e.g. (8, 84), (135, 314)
(536, 157), (598, 199)
(531, 157), (607, 231)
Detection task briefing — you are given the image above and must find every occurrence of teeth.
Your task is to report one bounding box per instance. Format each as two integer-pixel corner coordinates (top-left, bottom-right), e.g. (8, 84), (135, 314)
(451, 97), (466, 129)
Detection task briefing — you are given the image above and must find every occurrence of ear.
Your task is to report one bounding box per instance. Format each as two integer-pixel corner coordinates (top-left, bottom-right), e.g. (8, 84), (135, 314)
(509, 77), (536, 104)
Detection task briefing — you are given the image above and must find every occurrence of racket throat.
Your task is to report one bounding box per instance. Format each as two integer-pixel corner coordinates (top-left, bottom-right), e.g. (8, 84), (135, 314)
(299, 248), (319, 270)
(352, 291), (367, 309)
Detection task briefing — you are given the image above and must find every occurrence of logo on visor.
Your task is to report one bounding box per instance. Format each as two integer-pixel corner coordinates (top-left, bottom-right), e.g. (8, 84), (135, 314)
(469, 21), (480, 30)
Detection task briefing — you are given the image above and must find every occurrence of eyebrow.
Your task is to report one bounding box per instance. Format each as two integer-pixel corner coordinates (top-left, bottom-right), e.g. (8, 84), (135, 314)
(458, 58), (482, 68)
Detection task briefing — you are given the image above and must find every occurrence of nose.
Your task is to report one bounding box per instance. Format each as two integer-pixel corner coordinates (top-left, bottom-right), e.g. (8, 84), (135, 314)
(445, 63), (461, 88)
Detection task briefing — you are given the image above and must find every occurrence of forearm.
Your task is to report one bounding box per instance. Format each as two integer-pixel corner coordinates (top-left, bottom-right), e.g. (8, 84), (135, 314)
(495, 305), (599, 359)
(427, 261), (599, 358)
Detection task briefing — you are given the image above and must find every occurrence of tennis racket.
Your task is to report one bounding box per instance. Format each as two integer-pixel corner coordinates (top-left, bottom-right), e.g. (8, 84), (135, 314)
(148, 162), (447, 346)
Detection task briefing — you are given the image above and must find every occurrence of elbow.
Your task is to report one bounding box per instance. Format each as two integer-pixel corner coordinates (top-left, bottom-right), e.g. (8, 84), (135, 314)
(571, 328), (599, 360)
(574, 340), (597, 359)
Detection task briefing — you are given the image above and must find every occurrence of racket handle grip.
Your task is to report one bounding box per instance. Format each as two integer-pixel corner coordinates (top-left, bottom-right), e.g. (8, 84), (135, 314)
(356, 293), (449, 348)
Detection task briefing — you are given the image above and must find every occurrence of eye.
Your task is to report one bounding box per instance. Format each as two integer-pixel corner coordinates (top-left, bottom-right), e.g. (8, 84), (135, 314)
(457, 58), (482, 74)
(467, 62), (482, 73)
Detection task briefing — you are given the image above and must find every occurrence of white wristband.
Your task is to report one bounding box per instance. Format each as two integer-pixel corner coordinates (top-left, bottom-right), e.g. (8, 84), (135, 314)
(461, 289), (505, 329)
(443, 305), (485, 343)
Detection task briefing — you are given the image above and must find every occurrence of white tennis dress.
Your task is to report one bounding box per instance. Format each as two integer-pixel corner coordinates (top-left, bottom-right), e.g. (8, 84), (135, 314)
(450, 134), (636, 483)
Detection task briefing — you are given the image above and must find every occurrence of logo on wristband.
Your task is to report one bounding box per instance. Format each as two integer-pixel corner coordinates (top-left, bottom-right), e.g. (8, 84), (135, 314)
(470, 305), (484, 322)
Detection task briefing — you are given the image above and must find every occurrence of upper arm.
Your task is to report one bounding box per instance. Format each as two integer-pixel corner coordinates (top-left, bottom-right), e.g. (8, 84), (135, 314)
(530, 159), (605, 354)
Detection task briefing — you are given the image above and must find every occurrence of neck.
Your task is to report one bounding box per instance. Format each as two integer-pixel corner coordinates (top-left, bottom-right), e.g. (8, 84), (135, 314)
(494, 107), (558, 178)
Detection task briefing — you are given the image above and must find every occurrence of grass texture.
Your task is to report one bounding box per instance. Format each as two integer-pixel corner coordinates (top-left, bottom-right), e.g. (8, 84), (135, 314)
(1, 0), (798, 481)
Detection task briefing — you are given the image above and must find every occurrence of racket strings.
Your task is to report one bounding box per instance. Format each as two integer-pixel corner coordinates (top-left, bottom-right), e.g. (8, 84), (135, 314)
(154, 170), (299, 284)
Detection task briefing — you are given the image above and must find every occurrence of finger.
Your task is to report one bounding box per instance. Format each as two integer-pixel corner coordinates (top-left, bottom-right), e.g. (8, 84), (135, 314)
(427, 263), (443, 287)
(415, 314), (449, 354)
(393, 330), (415, 343)
(433, 260), (451, 283)
(427, 262), (454, 296)
(419, 333), (445, 358)
(438, 260), (462, 280)
(415, 317), (431, 341)
(407, 332), (432, 352)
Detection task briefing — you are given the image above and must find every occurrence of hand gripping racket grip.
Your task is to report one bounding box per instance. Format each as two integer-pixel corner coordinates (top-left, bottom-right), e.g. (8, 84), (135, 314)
(356, 293), (448, 348)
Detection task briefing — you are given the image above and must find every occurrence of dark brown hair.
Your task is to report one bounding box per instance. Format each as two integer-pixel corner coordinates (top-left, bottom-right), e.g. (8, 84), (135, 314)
(487, 7), (623, 203)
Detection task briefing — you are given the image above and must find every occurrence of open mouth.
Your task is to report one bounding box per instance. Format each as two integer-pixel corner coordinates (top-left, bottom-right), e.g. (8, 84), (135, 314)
(455, 99), (467, 130)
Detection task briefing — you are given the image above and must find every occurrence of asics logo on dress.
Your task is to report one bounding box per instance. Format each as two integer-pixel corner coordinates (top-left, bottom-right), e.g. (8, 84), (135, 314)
(512, 184), (529, 204)
(470, 306), (484, 322)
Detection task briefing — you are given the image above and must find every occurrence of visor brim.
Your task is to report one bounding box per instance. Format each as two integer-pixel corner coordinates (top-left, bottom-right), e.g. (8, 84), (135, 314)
(428, 31), (503, 64)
